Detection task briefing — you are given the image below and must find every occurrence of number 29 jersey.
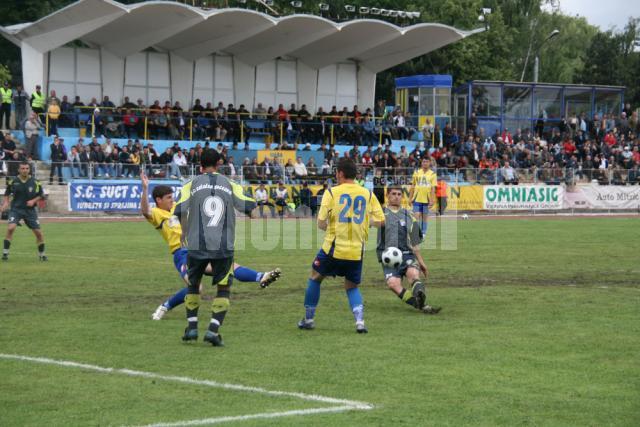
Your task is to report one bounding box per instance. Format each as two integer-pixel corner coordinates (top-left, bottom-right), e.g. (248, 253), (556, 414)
(318, 183), (385, 261)
(174, 172), (256, 260)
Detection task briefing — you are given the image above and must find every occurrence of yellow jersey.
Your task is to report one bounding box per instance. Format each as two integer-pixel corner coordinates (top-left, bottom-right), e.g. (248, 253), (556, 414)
(147, 206), (182, 254)
(318, 183), (385, 261)
(411, 168), (437, 203)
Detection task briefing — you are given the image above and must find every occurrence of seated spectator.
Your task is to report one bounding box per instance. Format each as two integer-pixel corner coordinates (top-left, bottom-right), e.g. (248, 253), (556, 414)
(274, 181), (288, 217)
(298, 182), (312, 217)
(284, 159), (295, 183)
(500, 160), (518, 184)
(294, 156), (308, 180)
(255, 183), (275, 218)
(306, 157), (317, 176)
(171, 149), (187, 178)
(67, 146), (82, 178)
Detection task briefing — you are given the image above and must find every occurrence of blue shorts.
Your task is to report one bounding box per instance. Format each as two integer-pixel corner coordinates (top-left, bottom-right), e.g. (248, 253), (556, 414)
(312, 249), (363, 285)
(173, 248), (189, 280)
(412, 202), (430, 215)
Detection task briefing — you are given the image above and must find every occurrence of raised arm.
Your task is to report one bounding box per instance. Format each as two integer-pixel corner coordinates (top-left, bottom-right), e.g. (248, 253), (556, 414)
(140, 172), (152, 219)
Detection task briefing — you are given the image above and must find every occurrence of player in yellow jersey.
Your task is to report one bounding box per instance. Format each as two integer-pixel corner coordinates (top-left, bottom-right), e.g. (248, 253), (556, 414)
(298, 158), (385, 333)
(408, 157), (437, 235)
(140, 173), (281, 320)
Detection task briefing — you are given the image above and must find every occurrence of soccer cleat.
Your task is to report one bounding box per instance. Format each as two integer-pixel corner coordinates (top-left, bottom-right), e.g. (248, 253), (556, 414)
(1, 254), (7, 261)
(182, 328), (198, 342)
(411, 281), (426, 309)
(259, 268), (282, 288)
(422, 305), (442, 315)
(152, 305), (168, 320)
(203, 331), (224, 347)
(39, 255), (48, 262)
(297, 318), (315, 330)
(355, 322), (368, 334)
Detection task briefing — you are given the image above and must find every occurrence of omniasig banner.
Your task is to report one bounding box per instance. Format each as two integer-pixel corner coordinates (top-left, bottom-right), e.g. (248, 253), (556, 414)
(68, 180), (183, 211)
(483, 185), (563, 210)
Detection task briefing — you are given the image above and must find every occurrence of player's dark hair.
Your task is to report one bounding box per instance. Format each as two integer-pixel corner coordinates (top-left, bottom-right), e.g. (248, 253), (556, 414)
(152, 185), (173, 204)
(337, 158), (357, 180)
(387, 185), (402, 194)
(19, 161), (30, 167)
(201, 148), (220, 168)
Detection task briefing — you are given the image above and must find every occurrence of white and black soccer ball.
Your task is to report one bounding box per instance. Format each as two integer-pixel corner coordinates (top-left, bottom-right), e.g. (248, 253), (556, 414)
(382, 247), (403, 268)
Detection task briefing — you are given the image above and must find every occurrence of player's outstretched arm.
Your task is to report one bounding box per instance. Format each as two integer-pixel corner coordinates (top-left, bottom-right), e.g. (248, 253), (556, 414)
(140, 173), (152, 219)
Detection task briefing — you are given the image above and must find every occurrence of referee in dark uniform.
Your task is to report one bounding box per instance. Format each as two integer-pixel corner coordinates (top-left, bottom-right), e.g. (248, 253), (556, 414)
(173, 149), (256, 346)
(1, 162), (47, 261)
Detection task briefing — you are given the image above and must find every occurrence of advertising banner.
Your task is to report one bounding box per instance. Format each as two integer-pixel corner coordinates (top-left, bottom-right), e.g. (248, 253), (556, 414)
(483, 185), (563, 210)
(563, 185), (640, 209)
(256, 150), (297, 165)
(68, 180), (182, 211)
(447, 185), (484, 211)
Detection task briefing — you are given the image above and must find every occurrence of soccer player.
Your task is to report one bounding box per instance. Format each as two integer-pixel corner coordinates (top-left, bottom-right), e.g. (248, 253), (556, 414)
(1, 162), (47, 261)
(173, 149), (257, 346)
(140, 173), (280, 321)
(408, 157), (437, 235)
(298, 158), (385, 333)
(377, 186), (441, 314)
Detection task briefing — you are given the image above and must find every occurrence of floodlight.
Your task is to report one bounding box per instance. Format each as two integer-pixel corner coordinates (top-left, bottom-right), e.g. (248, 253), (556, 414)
(290, 1), (302, 7)
(389, 10), (399, 17)
(359, 7), (370, 14)
(318, 3), (329, 11)
(399, 11), (407, 18)
(380, 9), (390, 16)
(370, 8), (380, 15)
(345, 5), (356, 13)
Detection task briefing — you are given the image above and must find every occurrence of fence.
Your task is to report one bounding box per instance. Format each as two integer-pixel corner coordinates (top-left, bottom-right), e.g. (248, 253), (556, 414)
(41, 108), (419, 146)
(0, 160), (39, 180)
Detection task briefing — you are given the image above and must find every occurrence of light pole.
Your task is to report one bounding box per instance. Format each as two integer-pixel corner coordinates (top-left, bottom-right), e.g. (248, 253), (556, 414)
(533, 29), (560, 83)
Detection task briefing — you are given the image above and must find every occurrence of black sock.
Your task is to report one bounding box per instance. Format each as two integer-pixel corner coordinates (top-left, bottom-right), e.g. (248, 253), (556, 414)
(184, 288), (200, 330)
(3, 239), (10, 254)
(38, 243), (45, 255)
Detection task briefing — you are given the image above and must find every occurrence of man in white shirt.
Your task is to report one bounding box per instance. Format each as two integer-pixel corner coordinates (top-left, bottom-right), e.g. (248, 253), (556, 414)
(171, 149), (187, 178)
(500, 161), (518, 185)
(255, 183), (275, 218)
(294, 156), (308, 181)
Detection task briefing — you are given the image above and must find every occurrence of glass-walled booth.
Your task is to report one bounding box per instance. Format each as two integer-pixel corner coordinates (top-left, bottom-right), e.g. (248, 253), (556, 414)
(395, 75), (452, 130)
(453, 80), (624, 138)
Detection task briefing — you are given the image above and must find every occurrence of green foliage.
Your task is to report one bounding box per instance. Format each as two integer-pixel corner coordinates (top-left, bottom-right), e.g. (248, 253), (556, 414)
(0, 63), (11, 84)
(0, 0), (637, 104)
(0, 218), (639, 425)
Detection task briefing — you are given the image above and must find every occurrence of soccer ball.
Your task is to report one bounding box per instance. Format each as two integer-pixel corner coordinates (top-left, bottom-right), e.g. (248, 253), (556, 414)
(382, 247), (403, 268)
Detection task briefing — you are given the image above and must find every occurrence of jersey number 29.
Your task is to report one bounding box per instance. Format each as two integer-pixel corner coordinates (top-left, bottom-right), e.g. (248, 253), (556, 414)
(203, 196), (225, 227)
(338, 194), (366, 224)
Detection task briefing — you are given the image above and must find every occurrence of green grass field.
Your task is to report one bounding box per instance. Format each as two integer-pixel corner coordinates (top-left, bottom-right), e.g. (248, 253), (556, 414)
(1, 217), (639, 426)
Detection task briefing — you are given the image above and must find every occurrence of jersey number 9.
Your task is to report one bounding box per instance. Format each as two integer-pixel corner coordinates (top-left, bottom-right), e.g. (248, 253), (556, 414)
(203, 195), (225, 227)
(338, 194), (366, 224)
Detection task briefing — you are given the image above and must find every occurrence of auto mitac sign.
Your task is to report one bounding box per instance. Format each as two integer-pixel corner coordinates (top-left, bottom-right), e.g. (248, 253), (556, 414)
(563, 185), (640, 209)
(483, 185), (563, 210)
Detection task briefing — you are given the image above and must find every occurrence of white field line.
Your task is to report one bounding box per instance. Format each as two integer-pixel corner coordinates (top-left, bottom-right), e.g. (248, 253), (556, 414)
(0, 353), (374, 426)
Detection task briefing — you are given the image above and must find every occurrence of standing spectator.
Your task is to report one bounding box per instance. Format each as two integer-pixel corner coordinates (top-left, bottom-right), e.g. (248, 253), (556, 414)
(49, 137), (66, 184)
(0, 81), (12, 130)
(23, 113), (42, 160)
(298, 182), (312, 216)
(79, 146), (91, 178)
(47, 100), (61, 136)
(12, 84), (28, 129)
(30, 85), (45, 120)
(255, 183), (275, 218)
(436, 179), (447, 216)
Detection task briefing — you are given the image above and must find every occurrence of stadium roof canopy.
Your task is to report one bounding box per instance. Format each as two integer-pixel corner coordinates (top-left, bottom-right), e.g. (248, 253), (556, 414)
(0, 0), (484, 73)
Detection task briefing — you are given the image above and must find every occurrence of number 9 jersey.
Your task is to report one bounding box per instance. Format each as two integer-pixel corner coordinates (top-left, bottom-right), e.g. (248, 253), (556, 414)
(173, 173), (256, 260)
(318, 183), (385, 261)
